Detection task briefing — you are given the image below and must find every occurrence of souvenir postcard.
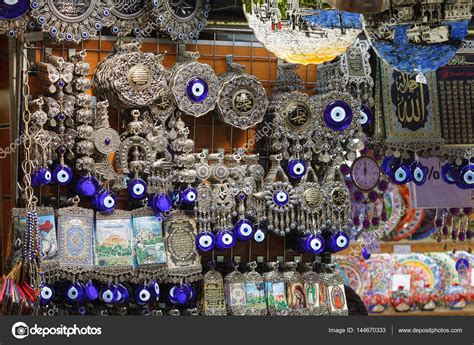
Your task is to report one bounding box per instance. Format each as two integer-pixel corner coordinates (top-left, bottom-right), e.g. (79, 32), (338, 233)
(132, 214), (167, 266)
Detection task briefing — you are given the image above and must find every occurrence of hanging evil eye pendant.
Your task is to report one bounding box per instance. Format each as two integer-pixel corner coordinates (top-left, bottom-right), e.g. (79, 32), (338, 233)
(85, 280), (99, 301)
(253, 227), (266, 243)
(40, 284), (55, 305)
(75, 176), (99, 197)
(458, 164), (474, 189)
(328, 231), (350, 253)
(196, 231), (216, 252)
(390, 163), (411, 185)
(127, 178), (147, 199)
(65, 283), (84, 302)
(301, 234), (325, 255)
(93, 190), (118, 213)
(273, 190), (290, 207)
(116, 284), (129, 304)
(149, 193), (173, 214)
(233, 219), (254, 241)
(100, 285), (115, 304)
(359, 104), (374, 129)
(53, 164), (73, 185)
(215, 229), (236, 251)
(32, 167), (52, 187)
(441, 163), (459, 185)
(135, 285), (152, 305)
(381, 156), (398, 176)
(323, 100), (353, 131)
(150, 281), (160, 300)
(411, 162), (428, 186)
(186, 77), (209, 103)
(181, 187), (198, 206)
(288, 159), (307, 180)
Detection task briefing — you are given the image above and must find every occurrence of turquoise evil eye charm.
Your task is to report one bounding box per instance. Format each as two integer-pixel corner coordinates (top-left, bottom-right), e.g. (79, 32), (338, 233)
(99, 286), (115, 304)
(40, 284), (54, 305)
(181, 187), (198, 205)
(359, 104), (374, 129)
(93, 190), (117, 212)
(411, 162), (428, 186)
(215, 230), (236, 251)
(196, 231), (216, 252)
(323, 100), (353, 131)
(127, 178), (147, 199)
(65, 283), (84, 302)
(301, 234), (325, 255)
(53, 164), (73, 185)
(186, 77), (209, 103)
(85, 280), (98, 301)
(288, 159), (307, 180)
(390, 163), (411, 185)
(253, 227), (266, 243)
(0, 0), (29, 20)
(75, 176), (99, 197)
(328, 231), (350, 253)
(441, 163), (459, 185)
(32, 168), (52, 187)
(273, 190), (289, 207)
(135, 285), (152, 305)
(149, 193), (173, 213)
(458, 165), (474, 189)
(233, 219), (254, 241)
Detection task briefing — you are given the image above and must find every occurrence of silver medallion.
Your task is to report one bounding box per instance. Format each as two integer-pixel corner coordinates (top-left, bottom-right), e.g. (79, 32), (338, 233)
(109, 0), (155, 36)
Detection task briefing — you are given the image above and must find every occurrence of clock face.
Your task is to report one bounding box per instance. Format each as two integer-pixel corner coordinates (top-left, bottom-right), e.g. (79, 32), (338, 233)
(350, 156), (380, 192)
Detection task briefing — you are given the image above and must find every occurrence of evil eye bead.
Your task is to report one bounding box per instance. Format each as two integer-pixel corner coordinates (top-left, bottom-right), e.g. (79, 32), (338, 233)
(181, 187), (198, 205)
(53, 164), (73, 185)
(40, 285), (54, 305)
(85, 280), (98, 301)
(381, 156), (397, 176)
(273, 190), (289, 207)
(150, 281), (160, 299)
(186, 77), (209, 103)
(233, 219), (254, 241)
(117, 284), (129, 303)
(216, 230), (236, 251)
(32, 168), (52, 187)
(411, 162), (428, 186)
(441, 163), (458, 185)
(135, 285), (152, 305)
(196, 231), (216, 252)
(288, 159), (307, 180)
(93, 190), (117, 212)
(391, 164), (411, 185)
(100, 286), (115, 304)
(329, 231), (350, 253)
(75, 176), (99, 197)
(66, 283), (84, 302)
(127, 178), (147, 199)
(150, 194), (173, 213)
(305, 234), (325, 255)
(253, 227), (266, 243)
(359, 104), (374, 129)
(323, 100), (353, 131)
(459, 165), (474, 189)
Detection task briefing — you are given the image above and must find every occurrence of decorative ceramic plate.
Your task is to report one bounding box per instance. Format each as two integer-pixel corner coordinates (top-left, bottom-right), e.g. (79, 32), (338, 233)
(389, 185), (425, 242)
(396, 254), (441, 291)
(379, 182), (403, 237)
(362, 254), (397, 294)
(335, 258), (365, 295)
(427, 252), (459, 290)
(411, 209), (437, 240)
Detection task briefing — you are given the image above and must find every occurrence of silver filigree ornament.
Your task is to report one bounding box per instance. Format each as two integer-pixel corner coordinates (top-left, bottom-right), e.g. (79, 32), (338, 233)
(30, 0), (114, 43)
(169, 51), (219, 118)
(152, 0), (210, 41)
(93, 41), (168, 109)
(108, 0), (155, 36)
(295, 166), (324, 235)
(0, 0), (32, 38)
(216, 62), (268, 130)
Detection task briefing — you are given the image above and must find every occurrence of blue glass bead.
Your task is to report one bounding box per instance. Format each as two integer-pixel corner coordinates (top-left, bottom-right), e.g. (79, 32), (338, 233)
(360, 104), (374, 129)
(288, 159), (307, 180)
(328, 231), (350, 253)
(85, 280), (98, 301)
(135, 285), (152, 305)
(215, 230), (236, 251)
(127, 178), (147, 199)
(458, 164), (474, 189)
(181, 187), (198, 205)
(186, 77), (208, 103)
(253, 227), (266, 243)
(40, 284), (54, 305)
(32, 168), (52, 187)
(195, 231), (216, 252)
(65, 283), (84, 302)
(323, 100), (353, 131)
(233, 219), (254, 241)
(52, 164), (73, 185)
(99, 286), (115, 304)
(302, 234), (325, 255)
(93, 190), (117, 213)
(273, 190), (289, 207)
(390, 163), (411, 185)
(150, 193), (172, 213)
(0, 0), (29, 20)
(381, 156), (397, 176)
(411, 162), (428, 186)
(75, 176), (99, 197)
(362, 247), (371, 260)
(441, 163), (458, 185)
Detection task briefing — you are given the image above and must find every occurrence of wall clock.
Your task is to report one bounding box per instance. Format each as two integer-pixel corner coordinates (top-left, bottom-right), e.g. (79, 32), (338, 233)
(350, 156), (380, 192)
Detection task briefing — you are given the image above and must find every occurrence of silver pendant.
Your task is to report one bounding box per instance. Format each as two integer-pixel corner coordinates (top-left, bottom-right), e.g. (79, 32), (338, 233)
(263, 262), (289, 316)
(224, 263), (247, 316)
(202, 264), (227, 316)
(169, 51), (219, 118)
(243, 262), (267, 316)
(302, 263), (326, 316)
(31, 0), (114, 43)
(320, 264), (349, 316)
(283, 262), (305, 315)
(152, 0), (210, 41)
(216, 62), (268, 130)
(295, 166), (323, 234)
